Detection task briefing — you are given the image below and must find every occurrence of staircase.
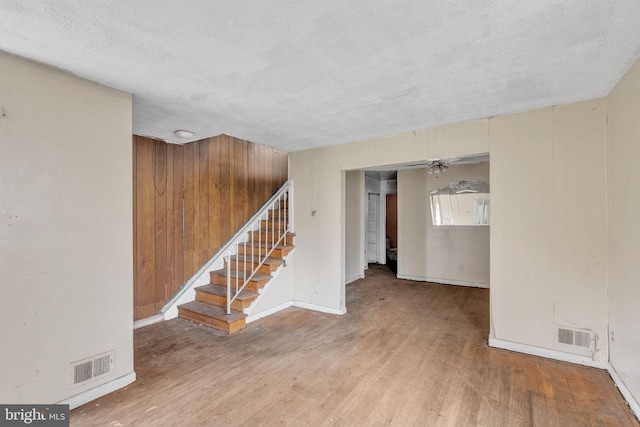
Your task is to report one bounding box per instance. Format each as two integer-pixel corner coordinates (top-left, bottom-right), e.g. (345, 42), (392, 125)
(177, 187), (294, 334)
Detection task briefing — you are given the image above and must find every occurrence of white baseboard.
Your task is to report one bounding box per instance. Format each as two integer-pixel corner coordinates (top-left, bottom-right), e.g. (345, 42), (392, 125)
(608, 364), (640, 420)
(133, 314), (163, 329)
(246, 301), (294, 323)
(345, 274), (365, 285)
(488, 338), (607, 369)
(59, 371), (136, 410)
(293, 301), (347, 315)
(247, 300), (347, 323)
(396, 274), (489, 289)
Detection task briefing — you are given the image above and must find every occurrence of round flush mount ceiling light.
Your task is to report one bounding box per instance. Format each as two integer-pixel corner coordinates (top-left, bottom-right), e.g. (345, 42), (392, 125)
(174, 129), (195, 139)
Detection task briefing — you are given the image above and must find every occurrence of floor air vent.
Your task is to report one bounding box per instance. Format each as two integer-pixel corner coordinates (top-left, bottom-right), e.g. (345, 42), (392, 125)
(70, 352), (114, 386)
(555, 327), (595, 355)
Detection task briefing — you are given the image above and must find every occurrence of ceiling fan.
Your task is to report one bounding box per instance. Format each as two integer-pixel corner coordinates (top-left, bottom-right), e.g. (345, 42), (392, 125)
(427, 160), (448, 176)
(389, 159), (453, 175)
(425, 154), (489, 176)
(364, 154), (488, 175)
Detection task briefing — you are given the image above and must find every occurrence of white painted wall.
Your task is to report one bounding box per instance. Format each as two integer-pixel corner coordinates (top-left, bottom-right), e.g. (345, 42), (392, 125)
(345, 171), (365, 283)
(247, 253), (295, 317)
(0, 52), (134, 403)
(290, 98), (609, 365)
(607, 59), (640, 404)
(397, 162), (490, 287)
(490, 100), (608, 362)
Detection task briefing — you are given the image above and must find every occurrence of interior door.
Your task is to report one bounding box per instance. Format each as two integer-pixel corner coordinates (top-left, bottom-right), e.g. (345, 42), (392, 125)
(367, 193), (379, 263)
(386, 193), (398, 248)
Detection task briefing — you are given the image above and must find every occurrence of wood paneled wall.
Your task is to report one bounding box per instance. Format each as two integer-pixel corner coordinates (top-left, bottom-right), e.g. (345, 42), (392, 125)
(133, 134), (288, 320)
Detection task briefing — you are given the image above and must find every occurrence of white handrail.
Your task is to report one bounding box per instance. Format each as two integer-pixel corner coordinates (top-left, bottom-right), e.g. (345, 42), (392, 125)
(224, 180), (293, 314)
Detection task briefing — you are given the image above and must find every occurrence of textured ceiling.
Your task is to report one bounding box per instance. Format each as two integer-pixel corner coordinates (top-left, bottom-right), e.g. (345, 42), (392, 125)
(1, 1), (639, 152)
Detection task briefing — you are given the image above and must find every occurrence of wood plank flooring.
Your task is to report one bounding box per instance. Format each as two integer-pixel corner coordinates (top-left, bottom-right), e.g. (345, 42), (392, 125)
(72, 265), (639, 426)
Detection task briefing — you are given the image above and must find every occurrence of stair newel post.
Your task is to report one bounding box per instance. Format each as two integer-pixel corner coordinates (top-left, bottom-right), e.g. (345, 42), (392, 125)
(263, 212), (268, 265)
(289, 182), (294, 234)
(225, 252), (231, 315)
(243, 233), (247, 288)
(279, 195), (282, 246)
(283, 192), (288, 246)
(235, 245), (239, 296)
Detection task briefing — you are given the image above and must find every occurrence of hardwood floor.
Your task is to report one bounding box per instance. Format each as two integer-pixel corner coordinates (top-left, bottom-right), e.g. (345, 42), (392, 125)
(72, 265), (638, 426)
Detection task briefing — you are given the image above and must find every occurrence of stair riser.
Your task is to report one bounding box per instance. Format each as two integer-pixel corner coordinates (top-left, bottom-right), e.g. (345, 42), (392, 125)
(209, 273), (270, 291)
(249, 232), (294, 246)
(178, 308), (246, 334)
(195, 290), (254, 311)
(274, 201), (289, 209)
(271, 208), (289, 215)
(237, 246), (292, 259)
(269, 210), (291, 222)
(225, 260), (275, 275)
(260, 223), (289, 232)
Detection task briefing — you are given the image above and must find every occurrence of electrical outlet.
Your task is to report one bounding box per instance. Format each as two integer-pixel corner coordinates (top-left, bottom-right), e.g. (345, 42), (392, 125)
(611, 330), (615, 342)
(314, 283), (320, 293)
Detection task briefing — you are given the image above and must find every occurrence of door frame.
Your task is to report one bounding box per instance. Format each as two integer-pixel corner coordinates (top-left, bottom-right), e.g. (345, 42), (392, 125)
(366, 192), (380, 263)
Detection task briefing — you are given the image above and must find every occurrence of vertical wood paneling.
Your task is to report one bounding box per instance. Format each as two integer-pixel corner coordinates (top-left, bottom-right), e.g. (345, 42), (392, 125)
(172, 144), (184, 291)
(281, 151), (288, 185)
(133, 134), (288, 319)
(234, 139), (246, 231)
(229, 136), (236, 233)
(257, 143), (265, 206)
(242, 140), (250, 221)
(247, 142), (257, 215)
(132, 137), (137, 318)
(153, 141), (168, 312)
(165, 145), (175, 296)
(182, 142), (195, 284)
(220, 135), (231, 241)
(135, 136), (157, 319)
(192, 141), (201, 273)
(198, 141), (210, 267)
(208, 137), (221, 263)
(262, 146), (269, 201)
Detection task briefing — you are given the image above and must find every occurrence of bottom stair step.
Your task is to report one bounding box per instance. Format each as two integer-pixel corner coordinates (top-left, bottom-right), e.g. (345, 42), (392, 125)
(178, 301), (247, 334)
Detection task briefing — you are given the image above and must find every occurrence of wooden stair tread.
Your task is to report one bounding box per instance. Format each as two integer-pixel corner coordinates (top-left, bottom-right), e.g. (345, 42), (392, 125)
(250, 231), (295, 238)
(251, 230), (295, 235)
(179, 301), (246, 323)
(210, 269), (271, 281)
(243, 242), (292, 249)
(196, 284), (258, 300)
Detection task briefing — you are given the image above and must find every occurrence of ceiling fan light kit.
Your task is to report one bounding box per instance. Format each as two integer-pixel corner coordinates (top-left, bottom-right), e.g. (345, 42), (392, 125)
(428, 161), (448, 176)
